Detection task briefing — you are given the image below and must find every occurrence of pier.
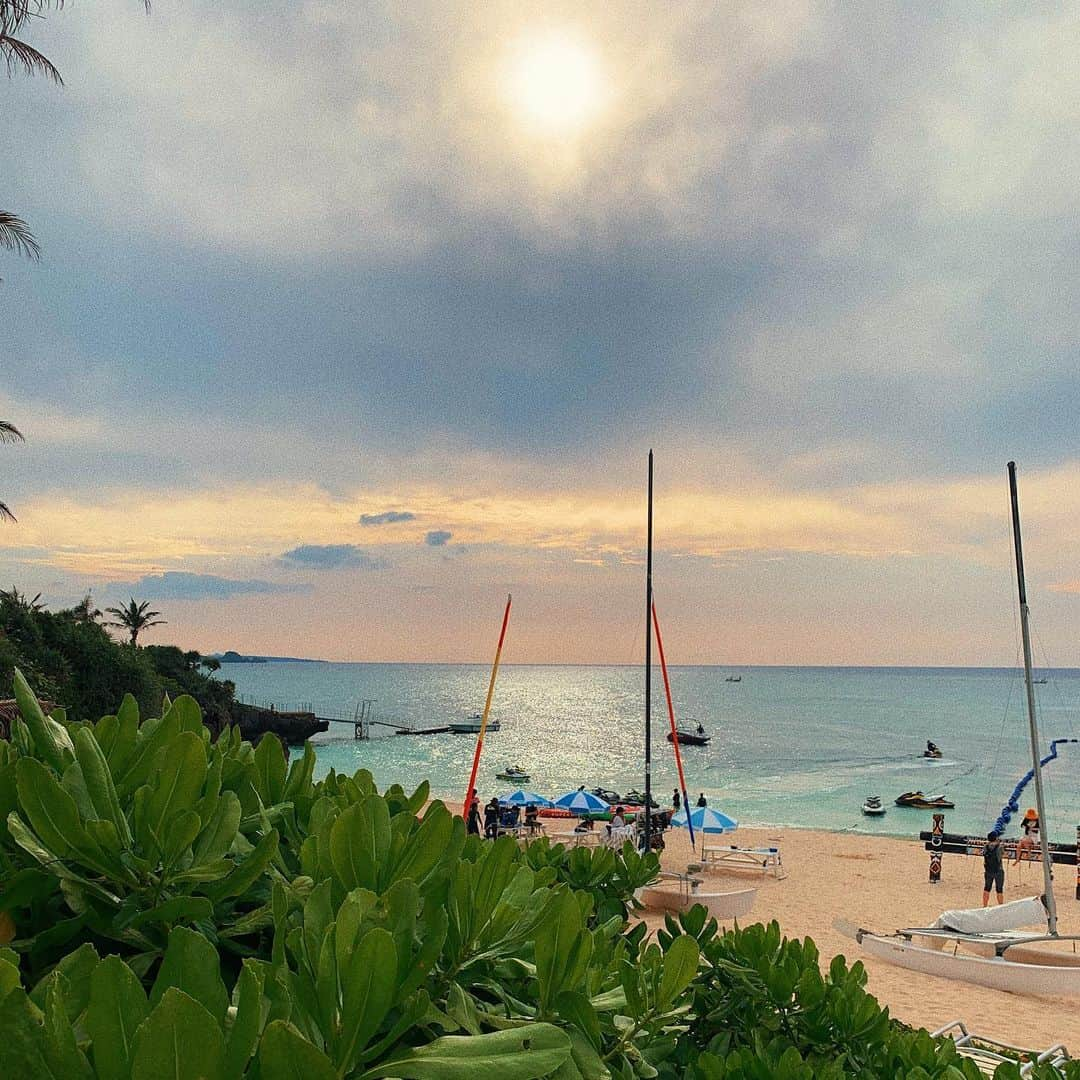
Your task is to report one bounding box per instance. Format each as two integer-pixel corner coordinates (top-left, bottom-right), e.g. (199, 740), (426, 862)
(235, 695), (454, 740)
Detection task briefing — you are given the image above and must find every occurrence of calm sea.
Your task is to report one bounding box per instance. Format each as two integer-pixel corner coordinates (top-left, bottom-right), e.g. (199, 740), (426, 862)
(216, 663), (1080, 842)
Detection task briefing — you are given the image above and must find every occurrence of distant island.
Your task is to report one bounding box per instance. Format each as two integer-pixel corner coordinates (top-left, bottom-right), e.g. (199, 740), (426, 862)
(214, 651), (326, 664)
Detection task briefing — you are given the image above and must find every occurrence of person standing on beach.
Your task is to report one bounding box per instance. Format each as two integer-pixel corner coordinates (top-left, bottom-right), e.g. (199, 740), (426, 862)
(983, 831), (1005, 906)
(697, 792), (707, 808)
(672, 789), (680, 810)
(466, 800), (482, 836)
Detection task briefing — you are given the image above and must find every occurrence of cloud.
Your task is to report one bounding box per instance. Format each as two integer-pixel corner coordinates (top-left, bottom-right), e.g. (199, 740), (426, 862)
(279, 544), (387, 570)
(359, 510), (416, 526)
(425, 530), (452, 547)
(117, 572), (309, 600)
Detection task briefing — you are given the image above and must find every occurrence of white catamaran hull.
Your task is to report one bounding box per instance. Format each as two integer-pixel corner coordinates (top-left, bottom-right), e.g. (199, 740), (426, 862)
(859, 932), (1080, 997)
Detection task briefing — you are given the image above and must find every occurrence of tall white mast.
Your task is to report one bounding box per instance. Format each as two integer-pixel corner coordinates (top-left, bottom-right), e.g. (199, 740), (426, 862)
(1007, 461), (1057, 935)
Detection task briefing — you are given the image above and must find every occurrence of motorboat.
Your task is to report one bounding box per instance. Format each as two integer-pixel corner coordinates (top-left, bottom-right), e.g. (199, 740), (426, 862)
(495, 765), (529, 782)
(448, 713), (501, 734)
(861, 796), (886, 817)
(667, 728), (711, 747)
(895, 791), (954, 809)
(922, 747), (943, 759)
(725, 675), (742, 682)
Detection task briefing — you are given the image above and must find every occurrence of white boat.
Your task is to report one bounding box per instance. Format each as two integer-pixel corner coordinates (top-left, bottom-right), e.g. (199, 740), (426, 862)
(449, 714), (501, 734)
(855, 464), (1080, 996)
(636, 873), (756, 921)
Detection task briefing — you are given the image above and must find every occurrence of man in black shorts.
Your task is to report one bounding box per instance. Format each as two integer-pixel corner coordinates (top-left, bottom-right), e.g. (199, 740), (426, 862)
(982, 830), (1005, 906)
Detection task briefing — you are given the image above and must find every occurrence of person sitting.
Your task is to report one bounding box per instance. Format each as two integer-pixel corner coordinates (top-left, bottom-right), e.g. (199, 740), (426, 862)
(696, 722), (705, 735)
(609, 806), (626, 831)
(574, 815), (595, 833)
(926, 740), (939, 754)
(483, 798), (500, 840)
(1015, 808), (1040, 864)
(524, 804), (540, 832)
(696, 792), (707, 808)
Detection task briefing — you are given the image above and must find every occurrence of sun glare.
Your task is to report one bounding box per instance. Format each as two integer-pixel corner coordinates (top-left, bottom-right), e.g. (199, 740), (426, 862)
(503, 32), (607, 137)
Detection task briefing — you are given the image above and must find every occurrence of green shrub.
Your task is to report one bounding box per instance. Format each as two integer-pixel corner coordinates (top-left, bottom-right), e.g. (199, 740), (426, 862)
(1, 671), (1071, 1080)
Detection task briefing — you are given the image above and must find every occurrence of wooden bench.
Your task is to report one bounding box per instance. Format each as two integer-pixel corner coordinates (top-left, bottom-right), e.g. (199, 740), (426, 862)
(702, 845), (785, 878)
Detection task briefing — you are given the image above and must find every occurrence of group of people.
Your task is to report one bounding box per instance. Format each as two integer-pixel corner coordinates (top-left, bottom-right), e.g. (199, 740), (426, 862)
(981, 808), (1041, 906)
(465, 792), (541, 839)
(671, 790), (708, 810)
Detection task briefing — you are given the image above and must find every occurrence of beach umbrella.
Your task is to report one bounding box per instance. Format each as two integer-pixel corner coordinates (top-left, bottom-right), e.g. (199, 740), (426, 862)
(498, 789), (554, 807)
(552, 789), (610, 814)
(671, 805), (738, 838)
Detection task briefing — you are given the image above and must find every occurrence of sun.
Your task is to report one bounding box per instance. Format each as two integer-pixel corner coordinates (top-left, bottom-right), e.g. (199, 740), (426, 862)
(502, 32), (608, 137)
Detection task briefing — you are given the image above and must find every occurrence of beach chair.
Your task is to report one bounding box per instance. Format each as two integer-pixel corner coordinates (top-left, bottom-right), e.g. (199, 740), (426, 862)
(702, 844), (784, 878)
(931, 1020), (1070, 1077)
(605, 825), (634, 850)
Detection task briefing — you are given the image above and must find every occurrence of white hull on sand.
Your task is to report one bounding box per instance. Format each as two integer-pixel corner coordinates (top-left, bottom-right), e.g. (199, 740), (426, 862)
(858, 931), (1080, 997)
(637, 884), (756, 921)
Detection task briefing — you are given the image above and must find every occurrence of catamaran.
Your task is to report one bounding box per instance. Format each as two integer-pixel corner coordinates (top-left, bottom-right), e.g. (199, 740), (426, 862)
(855, 463), (1080, 996)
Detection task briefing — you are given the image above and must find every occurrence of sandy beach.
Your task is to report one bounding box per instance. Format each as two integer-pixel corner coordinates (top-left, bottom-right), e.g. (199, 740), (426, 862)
(452, 801), (1078, 1052)
(650, 823), (1079, 1050)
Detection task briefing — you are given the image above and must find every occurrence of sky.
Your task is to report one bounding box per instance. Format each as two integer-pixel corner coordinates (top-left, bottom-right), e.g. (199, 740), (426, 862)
(3, 1), (1080, 665)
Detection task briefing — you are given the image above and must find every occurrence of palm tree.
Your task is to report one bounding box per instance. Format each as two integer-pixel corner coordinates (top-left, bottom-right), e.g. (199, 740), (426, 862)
(105, 598), (166, 646)
(0, 420), (24, 523)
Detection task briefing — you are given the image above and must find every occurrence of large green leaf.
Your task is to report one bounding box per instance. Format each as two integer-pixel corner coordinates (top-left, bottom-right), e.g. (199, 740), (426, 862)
(224, 960), (266, 1078)
(114, 708), (184, 799)
(142, 732), (208, 853)
(534, 891), (592, 1014)
(657, 934), (699, 1011)
(361, 1024), (573, 1080)
(0, 988), (63, 1078)
(42, 978), (94, 1079)
(15, 757), (83, 859)
(85, 955), (150, 1080)
(150, 927), (229, 1024)
(258, 1021), (337, 1080)
(330, 798), (390, 892)
(14, 668), (73, 772)
(130, 988), (225, 1080)
(336, 927), (397, 1073)
(191, 789), (241, 866)
(73, 726), (131, 846)
(203, 827), (279, 902)
(385, 801), (454, 891)
(254, 732), (287, 806)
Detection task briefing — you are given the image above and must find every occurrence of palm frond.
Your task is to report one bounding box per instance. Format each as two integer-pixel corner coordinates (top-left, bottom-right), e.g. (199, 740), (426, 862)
(0, 420), (24, 443)
(0, 501), (16, 524)
(0, 212), (40, 259)
(0, 30), (62, 83)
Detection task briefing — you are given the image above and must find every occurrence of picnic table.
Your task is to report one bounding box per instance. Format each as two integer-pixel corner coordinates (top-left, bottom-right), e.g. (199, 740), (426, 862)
(702, 844), (785, 878)
(550, 829), (603, 848)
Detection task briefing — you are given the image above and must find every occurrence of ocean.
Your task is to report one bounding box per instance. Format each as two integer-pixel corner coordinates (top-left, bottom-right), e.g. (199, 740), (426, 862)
(216, 663), (1080, 842)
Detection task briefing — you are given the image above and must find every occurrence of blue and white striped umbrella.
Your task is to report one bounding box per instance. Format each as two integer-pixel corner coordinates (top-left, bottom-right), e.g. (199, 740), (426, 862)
(552, 789), (610, 814)
(671, 806), (738, 834)
(498, 790), (554, 807)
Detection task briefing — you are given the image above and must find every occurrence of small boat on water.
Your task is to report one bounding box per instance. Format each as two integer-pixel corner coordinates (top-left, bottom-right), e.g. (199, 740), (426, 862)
(449, 714), (501, 734)
(895, 791), (954, 810)
(862, 795), (886, 817)
(667, 727), (711, 747)
(495, 765), (529, 782)
(725, 675), (742, 682)
(923, 740), (943, 759)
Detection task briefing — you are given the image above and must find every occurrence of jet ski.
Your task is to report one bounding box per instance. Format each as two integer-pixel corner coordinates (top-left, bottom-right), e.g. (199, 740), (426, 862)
(861, 796), (886, 817)
(894, 791), (954, 810)
(621, 789), (660, 809)
(591, 787), (622, 804)
(922, 742), (943, 759)
(495, 765), (530, 782)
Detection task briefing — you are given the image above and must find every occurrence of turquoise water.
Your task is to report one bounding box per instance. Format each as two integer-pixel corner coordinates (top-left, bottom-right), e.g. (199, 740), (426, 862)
(218, 664), (1080, 842)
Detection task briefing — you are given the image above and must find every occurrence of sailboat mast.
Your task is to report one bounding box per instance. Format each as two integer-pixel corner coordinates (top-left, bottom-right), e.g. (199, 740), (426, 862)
(1007, 461), (1057, 934)
(644, 450), (653, 850)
